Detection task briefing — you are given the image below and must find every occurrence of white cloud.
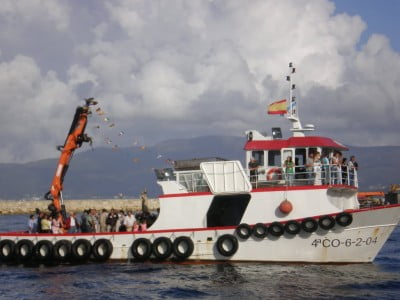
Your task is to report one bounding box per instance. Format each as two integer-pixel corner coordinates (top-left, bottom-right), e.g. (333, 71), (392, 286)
(0, 0), (399, 163)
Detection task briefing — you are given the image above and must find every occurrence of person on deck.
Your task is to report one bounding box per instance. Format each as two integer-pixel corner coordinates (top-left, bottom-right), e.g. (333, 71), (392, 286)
(41, 214), (51, 233)
(321, 153), (330, 184)
(284, 156), (295, 186)
(330, 151), (342, 184)
(248, 157), (260, 183)
(123, 211), (136, 232)
(28, 214), (37, 233)
(99, 209), (108, 232)
(65, 212), (79, 233)
(106, 209), (118, 232)
(306, 152), (315, 185)
(313, 152), (322, 185)
(348, 155), (359, 185)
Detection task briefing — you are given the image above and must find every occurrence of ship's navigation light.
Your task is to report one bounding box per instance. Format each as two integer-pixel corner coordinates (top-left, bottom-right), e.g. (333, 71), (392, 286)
(272, 127), (282, 139)
(247, 131), (253, 141)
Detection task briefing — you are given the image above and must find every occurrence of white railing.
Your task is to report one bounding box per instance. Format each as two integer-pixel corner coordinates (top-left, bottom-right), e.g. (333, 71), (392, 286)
(247, 164), (358, 188)
(157, 164), (358, 193)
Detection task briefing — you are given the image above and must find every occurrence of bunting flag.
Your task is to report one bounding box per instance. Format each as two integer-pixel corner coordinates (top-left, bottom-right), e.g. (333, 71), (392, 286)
(267, 99), (287, 115)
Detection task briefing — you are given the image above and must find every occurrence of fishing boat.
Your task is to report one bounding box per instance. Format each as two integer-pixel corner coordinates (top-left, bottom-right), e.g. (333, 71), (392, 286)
(0, 63), (399, 264)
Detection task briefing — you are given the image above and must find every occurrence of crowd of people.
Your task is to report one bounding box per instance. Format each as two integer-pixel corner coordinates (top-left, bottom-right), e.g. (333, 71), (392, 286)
(27, 208), (158, 234)
(248, 151), (359, 186)
(285, 151), (359, 185)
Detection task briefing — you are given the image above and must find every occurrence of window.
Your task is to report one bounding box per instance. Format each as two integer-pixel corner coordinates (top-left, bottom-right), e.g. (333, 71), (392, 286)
(251, 151), (264, 166)
(268, 150), (281, 166)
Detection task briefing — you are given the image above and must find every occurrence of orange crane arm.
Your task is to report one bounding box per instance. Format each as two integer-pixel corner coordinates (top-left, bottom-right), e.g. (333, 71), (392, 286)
(45, 98), (97, 218)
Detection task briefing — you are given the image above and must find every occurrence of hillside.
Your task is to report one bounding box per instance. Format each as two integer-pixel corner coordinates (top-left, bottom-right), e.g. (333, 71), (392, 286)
(0, 136), (398, 199)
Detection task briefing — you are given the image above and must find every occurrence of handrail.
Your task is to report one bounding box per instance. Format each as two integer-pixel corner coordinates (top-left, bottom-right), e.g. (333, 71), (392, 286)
(156, 163), (358, 193)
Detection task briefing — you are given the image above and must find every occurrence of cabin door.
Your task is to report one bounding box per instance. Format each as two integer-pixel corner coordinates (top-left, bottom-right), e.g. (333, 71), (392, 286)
(281, 148), (295, 167)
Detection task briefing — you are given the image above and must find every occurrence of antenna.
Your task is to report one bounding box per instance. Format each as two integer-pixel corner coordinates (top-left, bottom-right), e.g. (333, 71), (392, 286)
(285, 62), (314, 137)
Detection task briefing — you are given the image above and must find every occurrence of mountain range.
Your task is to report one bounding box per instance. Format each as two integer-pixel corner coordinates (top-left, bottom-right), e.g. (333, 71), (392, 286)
(0, 136), (399, 200)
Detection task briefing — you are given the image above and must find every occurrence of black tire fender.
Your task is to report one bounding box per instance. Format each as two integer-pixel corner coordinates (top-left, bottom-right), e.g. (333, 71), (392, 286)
(318, 215), (336, 230)
(92, 239), (113, 262)
(268, 222), (285, 237)
(53, 240), (72, 262)
(301, 218), (319, 233)
(284, 220), (301, 235)
(216, 234), (238, 257)
(131, 238), (152, 260)
(336, 212), (353, 227)
(15, 239), (35, 261)
(0, 239), (16, 262)
(172, 236), (194, 260)
(34, 240), (54, 261)
(235, 223), (252, 239)
(152, 237), (173, 260)
(71, 239), (92, 262)
(252, 223), (268, 238)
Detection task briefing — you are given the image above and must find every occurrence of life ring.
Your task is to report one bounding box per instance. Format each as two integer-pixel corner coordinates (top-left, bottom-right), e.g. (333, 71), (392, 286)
(252, 223), (268, 238)
(92, 239), (113, 262)
(216, 234), (238, 257)
(152, 237), (173, 260)
(172, 236), (194, 260)
(34, 240), (54, 261)
(268, 222), (285, 237)
(236, 223), (252, 239)
(71, 239), (92, 262)
(301, 218), (318, 233)
(267, 168), (282, 181)
(0, 239), (16, 262)
(284, 220), (301, 235)
(53, 240), (72, 262)
(131, 238), (152, 260)
(318, 215), (336, 230)
(15, 239), (35, 261)
(336, 212), (353, 227)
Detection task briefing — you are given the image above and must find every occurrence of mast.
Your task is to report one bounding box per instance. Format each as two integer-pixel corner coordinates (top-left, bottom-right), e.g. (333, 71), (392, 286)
(286, 62), (314, 137)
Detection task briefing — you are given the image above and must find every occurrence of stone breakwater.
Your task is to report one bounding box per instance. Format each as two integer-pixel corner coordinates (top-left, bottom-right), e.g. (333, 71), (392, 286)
(0, 199), (159, 215)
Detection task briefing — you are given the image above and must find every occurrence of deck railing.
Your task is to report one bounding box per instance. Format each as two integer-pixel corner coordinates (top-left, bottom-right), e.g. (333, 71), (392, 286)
(249, 164), (358, 188)
(157, 164), (358, 193)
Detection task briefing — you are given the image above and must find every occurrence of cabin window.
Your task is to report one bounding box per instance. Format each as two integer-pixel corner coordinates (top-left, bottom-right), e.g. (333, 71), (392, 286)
(268, 150), (281, 167)
(251, 151), (264, 166)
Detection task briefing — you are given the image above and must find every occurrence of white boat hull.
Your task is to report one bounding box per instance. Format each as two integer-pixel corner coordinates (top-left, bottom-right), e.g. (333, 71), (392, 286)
(1, 205), (399, 264)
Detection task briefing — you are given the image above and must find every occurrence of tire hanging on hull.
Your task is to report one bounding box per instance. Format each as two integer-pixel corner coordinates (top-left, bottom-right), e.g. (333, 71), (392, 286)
(34, 240), (54, 262)
(71, 239), (92, 262)
(172, 236), (194, 260)
(0, 239), (16, 262)
(152, 237), (173, 260)
(92, 239), (113, 262)
(15, 239), (35, 262)
(216, 234), (238, 257)
(131, 238), (152, 261)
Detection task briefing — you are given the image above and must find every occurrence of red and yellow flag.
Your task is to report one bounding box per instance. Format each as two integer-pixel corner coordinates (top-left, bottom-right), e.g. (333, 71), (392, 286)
(267, 99), (287, 115)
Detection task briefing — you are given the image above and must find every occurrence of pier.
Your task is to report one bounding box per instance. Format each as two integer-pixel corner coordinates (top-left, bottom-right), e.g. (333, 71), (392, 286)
(0, 198), (159, 215)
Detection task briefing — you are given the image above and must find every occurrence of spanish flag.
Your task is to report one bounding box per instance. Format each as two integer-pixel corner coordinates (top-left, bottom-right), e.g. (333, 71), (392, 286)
(267, 99), (287, 115)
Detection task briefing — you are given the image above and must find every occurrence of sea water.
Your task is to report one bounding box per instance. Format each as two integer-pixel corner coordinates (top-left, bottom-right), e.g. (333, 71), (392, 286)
(0, 215), (399, 299)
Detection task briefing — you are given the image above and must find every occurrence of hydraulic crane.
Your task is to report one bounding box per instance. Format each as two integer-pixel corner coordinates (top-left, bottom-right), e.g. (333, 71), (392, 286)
(45, 98), (97, 219)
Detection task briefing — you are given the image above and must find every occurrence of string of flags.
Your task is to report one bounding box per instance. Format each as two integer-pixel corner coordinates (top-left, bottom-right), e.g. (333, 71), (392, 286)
(89, 102), (174, 167)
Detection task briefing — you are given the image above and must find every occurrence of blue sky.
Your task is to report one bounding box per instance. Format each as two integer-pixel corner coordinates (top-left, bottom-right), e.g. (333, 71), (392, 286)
(334, 0), (400, 51)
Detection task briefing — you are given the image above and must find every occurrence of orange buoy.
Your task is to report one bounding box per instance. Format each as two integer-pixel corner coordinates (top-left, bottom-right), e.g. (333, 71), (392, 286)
(279, 199), (293, 214)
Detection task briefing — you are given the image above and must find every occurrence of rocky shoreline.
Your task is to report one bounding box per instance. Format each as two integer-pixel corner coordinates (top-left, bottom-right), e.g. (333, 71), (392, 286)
(0, 199), (159, 215)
